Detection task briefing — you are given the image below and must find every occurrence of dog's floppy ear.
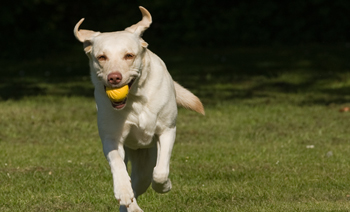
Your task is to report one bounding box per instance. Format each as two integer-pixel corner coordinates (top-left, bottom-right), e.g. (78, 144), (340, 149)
(125, 6), (152, 47)
(73, 18), (100, 53)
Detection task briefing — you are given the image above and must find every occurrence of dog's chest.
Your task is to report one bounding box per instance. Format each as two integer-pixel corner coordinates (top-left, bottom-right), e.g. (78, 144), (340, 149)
(121, 106), (158, 149)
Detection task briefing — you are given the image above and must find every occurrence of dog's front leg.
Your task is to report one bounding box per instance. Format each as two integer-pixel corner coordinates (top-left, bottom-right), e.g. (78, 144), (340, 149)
(152, 127), (176, 193)
(102, 141), (135, 208)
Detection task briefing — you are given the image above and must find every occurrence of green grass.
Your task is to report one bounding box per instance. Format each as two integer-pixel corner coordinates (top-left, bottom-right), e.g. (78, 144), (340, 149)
(1, 44), (350, 211)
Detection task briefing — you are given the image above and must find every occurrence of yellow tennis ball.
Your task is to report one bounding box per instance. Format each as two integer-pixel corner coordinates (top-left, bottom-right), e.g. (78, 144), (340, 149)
(105, 85), (129, 102)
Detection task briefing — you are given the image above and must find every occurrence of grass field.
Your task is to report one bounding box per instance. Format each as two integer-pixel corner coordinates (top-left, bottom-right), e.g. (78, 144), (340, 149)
(1, 44), (350, 211)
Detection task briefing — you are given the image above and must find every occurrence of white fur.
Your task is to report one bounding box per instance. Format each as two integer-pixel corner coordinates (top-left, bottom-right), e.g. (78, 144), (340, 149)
(74, 6), (203, 212)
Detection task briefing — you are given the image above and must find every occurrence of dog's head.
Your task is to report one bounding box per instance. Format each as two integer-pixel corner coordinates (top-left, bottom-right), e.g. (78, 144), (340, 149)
(74, 6), (152, 109)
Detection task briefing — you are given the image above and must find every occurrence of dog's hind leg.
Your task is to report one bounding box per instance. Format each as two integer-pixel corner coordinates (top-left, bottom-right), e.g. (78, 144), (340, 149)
(152, 127), (176, 193)
(126, 145), (157, 198)
(119, 146), (157, 212)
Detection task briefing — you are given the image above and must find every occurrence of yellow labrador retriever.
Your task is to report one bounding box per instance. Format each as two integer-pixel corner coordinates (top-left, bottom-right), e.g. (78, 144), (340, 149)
(74, 6), (204, 212)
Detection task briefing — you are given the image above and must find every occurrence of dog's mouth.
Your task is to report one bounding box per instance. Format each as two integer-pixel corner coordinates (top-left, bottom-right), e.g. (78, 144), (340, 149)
(111, 98), (127, 110)
(105, 79), (135, 110)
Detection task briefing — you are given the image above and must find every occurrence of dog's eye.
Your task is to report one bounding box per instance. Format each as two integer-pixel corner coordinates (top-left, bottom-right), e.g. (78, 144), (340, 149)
(124, 53), (134, 60)
(97, 55), (108, 61)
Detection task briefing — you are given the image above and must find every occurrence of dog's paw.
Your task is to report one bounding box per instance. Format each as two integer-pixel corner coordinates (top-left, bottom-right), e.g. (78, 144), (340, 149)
(114, 185), (135, 207)
(152, 178), (172, 193)
(152, 169), (172, 193)
(119, 198), (143, 212)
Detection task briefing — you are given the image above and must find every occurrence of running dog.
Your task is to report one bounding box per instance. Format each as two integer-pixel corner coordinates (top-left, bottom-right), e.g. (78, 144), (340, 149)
(74, 6), (204, 212)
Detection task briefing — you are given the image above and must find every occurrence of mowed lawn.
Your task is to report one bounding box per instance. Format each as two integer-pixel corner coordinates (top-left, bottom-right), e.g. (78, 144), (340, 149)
(1, 45), (350, 211)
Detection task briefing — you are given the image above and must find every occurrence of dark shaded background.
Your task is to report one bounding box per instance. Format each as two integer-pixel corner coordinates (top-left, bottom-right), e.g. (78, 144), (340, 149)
(1, 0), (350, 60)
(1, 0), (350, 104)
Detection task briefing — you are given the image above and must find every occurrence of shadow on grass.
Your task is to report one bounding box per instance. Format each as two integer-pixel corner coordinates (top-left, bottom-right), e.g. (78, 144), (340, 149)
(161, 44), (350, 105)
(1, 44), (350, 105)
(0, 49), (94, 100)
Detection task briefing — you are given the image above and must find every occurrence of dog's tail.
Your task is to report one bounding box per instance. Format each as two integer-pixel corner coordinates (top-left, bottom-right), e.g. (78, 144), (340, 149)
(174, 81), (205, 115)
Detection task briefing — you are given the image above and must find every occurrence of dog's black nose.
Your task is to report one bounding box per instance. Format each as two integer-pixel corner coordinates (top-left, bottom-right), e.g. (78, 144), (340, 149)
(108, 72), (122, 85)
